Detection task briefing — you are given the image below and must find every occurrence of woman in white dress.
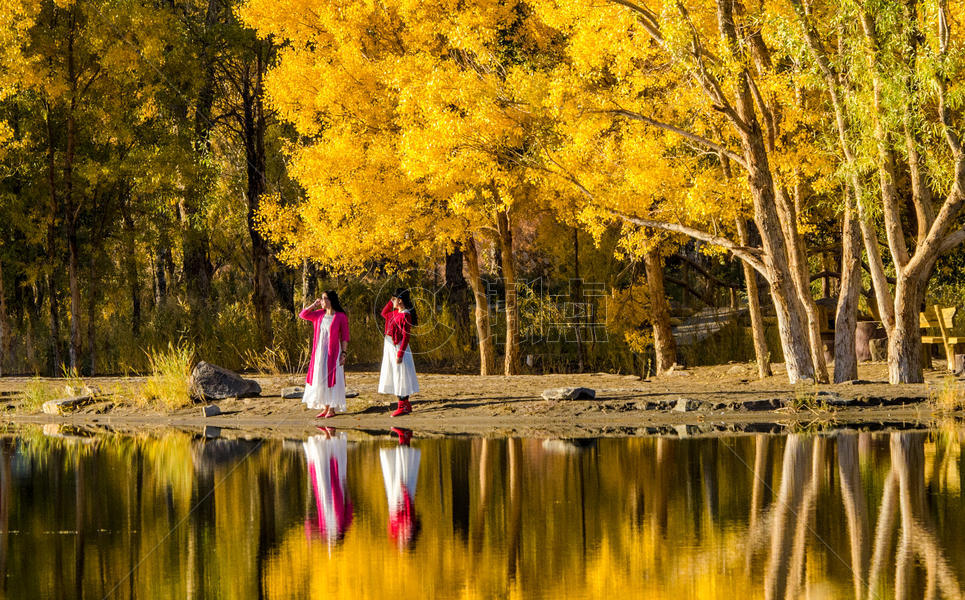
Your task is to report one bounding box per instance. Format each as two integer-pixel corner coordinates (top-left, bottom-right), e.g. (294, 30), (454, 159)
(303, 428), (353, 547)
(299, 290), (350, 418)
(380, 428), (420, 548)
(378, 288), (419, 417)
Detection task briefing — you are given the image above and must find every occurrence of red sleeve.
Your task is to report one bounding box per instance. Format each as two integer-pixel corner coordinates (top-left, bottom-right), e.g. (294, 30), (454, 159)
(396, 312), (412, 359)
(299, 308), (321, 321)
(380, 302), (394, 319)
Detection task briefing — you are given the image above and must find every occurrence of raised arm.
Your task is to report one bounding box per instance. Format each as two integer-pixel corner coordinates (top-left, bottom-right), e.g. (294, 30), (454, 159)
(381, 301), (394, 319)
(299, 298), (323, 321)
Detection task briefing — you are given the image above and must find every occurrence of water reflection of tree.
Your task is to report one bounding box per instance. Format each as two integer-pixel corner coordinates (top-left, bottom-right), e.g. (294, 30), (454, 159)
(889, 433), (963, 600)
(9, 428), (965, 598)
(0, 430), (304, 599)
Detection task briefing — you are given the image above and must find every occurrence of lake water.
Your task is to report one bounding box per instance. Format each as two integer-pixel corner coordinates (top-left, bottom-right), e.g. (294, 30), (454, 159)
(1, 426), (963, 599)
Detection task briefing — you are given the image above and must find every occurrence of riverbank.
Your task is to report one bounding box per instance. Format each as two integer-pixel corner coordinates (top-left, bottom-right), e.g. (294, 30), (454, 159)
(1, 362), (963, 438)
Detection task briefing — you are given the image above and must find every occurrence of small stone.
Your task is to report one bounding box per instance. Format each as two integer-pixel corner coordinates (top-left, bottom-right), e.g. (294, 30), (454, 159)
(541, 387), (596, 400)
(727, 365), (746, 375)
(674, 398), (701, 412)
(281, 386), (304, 399)
(201, 404), (222, 418)
(346, 389), (359, 398)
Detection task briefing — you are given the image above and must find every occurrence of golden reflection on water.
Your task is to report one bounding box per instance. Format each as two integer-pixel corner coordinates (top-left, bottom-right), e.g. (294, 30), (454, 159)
(1, 428), (965, 599)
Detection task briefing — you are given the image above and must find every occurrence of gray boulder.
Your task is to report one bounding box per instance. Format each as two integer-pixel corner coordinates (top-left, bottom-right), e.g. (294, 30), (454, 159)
(191, 361), (261, 400)
(541, 387), (596, 400)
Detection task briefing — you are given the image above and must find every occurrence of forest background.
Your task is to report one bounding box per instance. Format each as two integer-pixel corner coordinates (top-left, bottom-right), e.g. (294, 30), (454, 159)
(0, 0), (963, 387)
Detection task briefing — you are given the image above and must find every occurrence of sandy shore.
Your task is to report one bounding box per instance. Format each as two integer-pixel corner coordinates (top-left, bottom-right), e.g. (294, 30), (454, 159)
(1, 362), (962, 438)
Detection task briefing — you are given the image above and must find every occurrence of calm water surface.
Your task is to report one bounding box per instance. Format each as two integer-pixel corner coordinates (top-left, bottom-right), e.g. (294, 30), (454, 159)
(1, 427), (963, 599)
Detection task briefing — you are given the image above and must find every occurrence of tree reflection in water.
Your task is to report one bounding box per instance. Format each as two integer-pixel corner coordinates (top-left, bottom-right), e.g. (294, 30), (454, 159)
(1, 427), (965, 598)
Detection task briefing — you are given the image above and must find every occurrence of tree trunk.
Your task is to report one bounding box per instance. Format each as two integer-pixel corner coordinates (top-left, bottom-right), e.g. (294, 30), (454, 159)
(573, 227), (585, 372)
(67, 226), (81, 374)
(244, 43), (274, 347)
(834, 200), (862, 382)
(444, 246), (470, 332)
(301, 259), (316, 304)
(643, 250), (677, 375)
(496, 209), (520, 375)
(718, 0), (815, 383)
(736, 218), (772, 378)
(46, 272), (60, 376)
(86, 252), (96, 376)
(65, 6), (81, 375)
(0, 258), (6, 377)
(889, 277), (927, 383)
(123, 210), (141, 337)
(180, 0), (220, 312)
(464, 235), (495, 375)
(749, 175), (815, 382)
(776, 187), (829, 382)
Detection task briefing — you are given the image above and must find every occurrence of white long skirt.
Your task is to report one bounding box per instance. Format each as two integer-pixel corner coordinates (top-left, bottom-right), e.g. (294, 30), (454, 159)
(380, 445), (421, 509)
(304, 433), (349, 546)
(302, 321), (346, 410)
(378, 335), (419, 397)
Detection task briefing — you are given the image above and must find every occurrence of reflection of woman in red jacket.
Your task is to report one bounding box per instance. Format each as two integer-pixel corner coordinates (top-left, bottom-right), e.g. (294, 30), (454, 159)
(380, 428), (421, 549)
(377, 288), (420, 417)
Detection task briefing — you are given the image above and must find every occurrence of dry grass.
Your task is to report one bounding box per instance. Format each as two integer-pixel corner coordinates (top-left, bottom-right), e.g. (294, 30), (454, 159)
(929, 377), (965, 412)
(242, 344), (307, 376)
(20, 379), (60, 412)
(784, 381), (825, 412)
(137, 342), (196, 410)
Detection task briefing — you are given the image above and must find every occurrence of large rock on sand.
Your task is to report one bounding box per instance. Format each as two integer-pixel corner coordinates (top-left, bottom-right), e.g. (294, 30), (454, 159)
(191, 361), (261, 400)
(541, 387), (596, 400)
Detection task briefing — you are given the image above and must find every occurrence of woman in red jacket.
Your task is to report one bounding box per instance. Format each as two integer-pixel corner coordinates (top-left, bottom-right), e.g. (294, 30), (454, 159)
(378, 288), (420, 416)
(299, 290), (350, 418)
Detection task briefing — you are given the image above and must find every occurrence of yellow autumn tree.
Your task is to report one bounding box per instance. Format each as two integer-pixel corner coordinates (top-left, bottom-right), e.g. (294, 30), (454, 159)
(521, 0), (863, 383)
(241, 0), (568, 375)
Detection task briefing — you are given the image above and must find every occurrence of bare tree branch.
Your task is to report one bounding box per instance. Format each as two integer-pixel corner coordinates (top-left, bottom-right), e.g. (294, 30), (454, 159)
(606, 108), (747, 169)
(611, 210), (769, 278)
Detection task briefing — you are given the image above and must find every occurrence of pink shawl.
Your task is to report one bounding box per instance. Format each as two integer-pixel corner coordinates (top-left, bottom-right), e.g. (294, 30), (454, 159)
(299, 309), (350, 387)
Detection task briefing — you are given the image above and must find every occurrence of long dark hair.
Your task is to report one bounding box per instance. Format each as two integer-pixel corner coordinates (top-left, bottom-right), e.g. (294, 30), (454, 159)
(393, 288), (418, 326)
(323, 290), (346, 314)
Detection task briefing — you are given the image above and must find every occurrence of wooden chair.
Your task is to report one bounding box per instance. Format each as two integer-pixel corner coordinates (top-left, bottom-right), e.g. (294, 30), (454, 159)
(919, 305), (964, 371)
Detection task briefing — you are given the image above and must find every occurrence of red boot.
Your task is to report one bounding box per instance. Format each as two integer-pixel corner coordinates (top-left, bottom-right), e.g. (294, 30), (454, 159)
(391, 427), (413, 445)
(391, 398), (411, 417)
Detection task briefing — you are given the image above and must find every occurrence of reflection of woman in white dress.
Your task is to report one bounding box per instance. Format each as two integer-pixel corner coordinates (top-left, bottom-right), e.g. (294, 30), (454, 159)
(380, 430), (421, 548)
(299, 290), (350, 419)
(304, 429), (353, 546)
